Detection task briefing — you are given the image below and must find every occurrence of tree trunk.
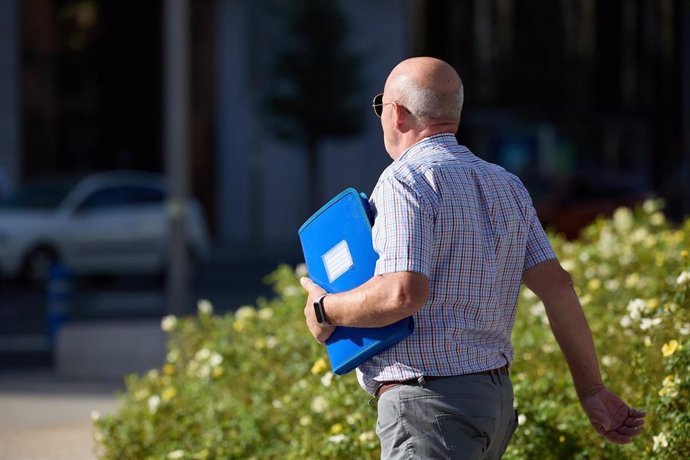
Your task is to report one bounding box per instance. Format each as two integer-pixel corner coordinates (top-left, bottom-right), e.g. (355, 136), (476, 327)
(306, 137), (321, 214)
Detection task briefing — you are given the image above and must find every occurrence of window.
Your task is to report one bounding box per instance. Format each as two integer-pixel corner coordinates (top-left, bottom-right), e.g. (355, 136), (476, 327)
(77, 186), (165, 211)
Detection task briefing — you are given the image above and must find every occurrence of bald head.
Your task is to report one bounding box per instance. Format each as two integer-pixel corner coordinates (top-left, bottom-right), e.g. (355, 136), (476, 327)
(385, 57), (464, 128)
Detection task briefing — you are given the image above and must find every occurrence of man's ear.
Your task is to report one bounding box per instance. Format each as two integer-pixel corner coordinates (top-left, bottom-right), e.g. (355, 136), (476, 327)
(394, 103), (413, 133)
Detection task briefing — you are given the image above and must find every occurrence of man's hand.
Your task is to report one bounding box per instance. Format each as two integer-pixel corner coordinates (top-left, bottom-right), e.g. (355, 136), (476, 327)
(580, 387), (646, 444)
(300, 277), (335, 345)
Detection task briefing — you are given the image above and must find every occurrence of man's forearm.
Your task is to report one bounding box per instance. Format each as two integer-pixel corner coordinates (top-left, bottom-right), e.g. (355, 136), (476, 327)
(323, 272), (429, 328)
(543, 285), (605, 398)
(524, 260), (604, 399)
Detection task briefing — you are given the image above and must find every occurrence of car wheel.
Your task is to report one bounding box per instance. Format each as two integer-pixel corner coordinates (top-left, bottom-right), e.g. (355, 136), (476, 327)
(21, 246), (59, 285)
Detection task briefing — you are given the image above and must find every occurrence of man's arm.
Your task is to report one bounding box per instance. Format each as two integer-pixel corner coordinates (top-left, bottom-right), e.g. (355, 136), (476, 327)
(300, 271), (429, 343)
(522, 259), (646, 444)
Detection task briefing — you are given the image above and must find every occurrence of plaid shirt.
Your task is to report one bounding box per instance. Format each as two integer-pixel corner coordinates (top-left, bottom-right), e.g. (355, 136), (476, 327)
(356, 134), (556, 394)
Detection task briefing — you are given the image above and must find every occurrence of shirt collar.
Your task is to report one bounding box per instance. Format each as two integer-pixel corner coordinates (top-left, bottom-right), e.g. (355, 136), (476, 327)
(396, 133), (459, 163)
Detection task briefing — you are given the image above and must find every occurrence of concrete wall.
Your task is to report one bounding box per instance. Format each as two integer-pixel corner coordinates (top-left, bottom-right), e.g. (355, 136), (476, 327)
(56, 321), (167, 380)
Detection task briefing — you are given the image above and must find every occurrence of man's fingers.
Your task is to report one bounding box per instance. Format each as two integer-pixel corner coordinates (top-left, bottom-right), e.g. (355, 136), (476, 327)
(300, 277), (312, 288)
(316, 325), (336, 345)
(616, 425), (643, 437)
(300, 277), (325, 294)
(628, 408), (647, 419)
(625, 416), (646, 427)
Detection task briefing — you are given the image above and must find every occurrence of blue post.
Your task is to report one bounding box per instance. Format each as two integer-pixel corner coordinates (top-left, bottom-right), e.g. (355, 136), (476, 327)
(46, 263), (73, 345)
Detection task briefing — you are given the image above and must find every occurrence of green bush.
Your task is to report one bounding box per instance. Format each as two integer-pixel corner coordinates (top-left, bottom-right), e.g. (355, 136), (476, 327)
(94, 200), (689, 459)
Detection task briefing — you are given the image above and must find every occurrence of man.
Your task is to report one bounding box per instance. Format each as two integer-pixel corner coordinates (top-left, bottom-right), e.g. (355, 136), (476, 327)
(300, 57), (645, 459)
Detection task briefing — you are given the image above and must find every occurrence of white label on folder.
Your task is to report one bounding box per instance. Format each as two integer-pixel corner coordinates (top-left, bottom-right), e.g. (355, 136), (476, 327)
(323, 240), (354, 283)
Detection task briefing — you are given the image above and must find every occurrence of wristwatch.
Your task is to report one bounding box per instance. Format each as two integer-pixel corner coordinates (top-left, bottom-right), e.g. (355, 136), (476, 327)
(313, 294), (333, 326)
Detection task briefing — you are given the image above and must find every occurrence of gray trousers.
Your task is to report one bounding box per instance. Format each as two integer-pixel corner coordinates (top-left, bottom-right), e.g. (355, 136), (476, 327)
(375, 372), (517, 460)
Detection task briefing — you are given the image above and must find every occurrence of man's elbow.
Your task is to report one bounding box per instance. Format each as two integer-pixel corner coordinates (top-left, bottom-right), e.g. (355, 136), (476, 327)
(552, 264), (575, 289)
(390, 272), (430, 316)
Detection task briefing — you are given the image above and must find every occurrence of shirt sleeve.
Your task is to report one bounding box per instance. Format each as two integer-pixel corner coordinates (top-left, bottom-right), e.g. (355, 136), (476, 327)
(371, 176), (434, 277)
(523, 205), (557, 271)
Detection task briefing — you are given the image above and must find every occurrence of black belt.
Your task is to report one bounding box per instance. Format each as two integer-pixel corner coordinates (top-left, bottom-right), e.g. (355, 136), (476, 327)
(375, 365), (509, 397)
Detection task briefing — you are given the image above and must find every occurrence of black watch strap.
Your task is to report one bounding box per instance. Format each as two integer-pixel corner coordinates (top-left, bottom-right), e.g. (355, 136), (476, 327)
(314, 294), (332, 326)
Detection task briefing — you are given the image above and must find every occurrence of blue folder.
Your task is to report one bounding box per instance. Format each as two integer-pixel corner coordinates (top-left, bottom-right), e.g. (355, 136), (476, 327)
(298, 188), (414, 375)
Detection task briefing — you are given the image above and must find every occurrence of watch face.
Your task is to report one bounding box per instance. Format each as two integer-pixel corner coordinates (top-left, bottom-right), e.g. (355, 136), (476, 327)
(314, 301), (325, 324)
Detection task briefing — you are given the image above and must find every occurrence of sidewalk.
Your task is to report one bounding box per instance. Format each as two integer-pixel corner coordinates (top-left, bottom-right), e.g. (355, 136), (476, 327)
(0, 369), (123, 460)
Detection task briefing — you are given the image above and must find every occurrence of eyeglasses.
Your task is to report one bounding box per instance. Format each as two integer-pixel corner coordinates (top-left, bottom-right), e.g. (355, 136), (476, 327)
(371, 93), (393, 118)
(372, 92), (412, 118)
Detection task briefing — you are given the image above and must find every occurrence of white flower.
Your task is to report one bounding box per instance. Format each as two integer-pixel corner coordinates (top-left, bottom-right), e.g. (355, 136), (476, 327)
(235, 306), (256, 321)
(197, 299), (213, 315)
(522, 288), (537, 300)
(91, 410), (101, 421)
(295, 263), (308, 277)
(311, 396), (328, 413)
(630, 228), (649, 244)
(168, 450), (185, 459)
(196, 364), (211, 378)
(604, 279), (620, 291)
(328, 434), (347, 444)
(148, 395), (161, 413)
(161, 315), (177, 332)
(258, 308), (274, 320)
(167, 349), (180, 363)
(642, 199), (658, 214)
(619, 315), (632, 328)
(529, 302), (545, 318)
(266, 336), (278, 349)
(653, 432), (669, 451)
(209, 352), (223, 367)
(679, 323), (690, 336)
(601, 355), (616, 367)
(640, 317), (662, 331)
(676, 270), (690, 286)
(650, 212), (665, 226)
(359, 431), (375, 443)
(321, 372), (334, 387)
(283, 285), (301, 297)
(659, 375), (680, 398)
(541, 343), (555, 354)
(613, 208), (633, 232)
(517, 414), (527, 426)
(195, 348), (211, 361)
(626, 299), (646, 320)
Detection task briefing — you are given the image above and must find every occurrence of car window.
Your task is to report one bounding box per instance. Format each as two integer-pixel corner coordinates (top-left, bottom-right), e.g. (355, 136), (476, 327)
(128, 186), (165, 205)
(78, 187), (131, 211)
(77, 186), (165, 211)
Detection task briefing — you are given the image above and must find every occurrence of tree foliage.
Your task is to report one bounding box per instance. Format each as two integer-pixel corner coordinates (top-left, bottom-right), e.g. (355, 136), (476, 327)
(266, 0), (363, 144)
(265, 0), (365, 211)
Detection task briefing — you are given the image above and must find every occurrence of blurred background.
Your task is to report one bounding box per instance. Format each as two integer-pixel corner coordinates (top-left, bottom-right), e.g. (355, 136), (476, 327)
(0, 0), (688, 374)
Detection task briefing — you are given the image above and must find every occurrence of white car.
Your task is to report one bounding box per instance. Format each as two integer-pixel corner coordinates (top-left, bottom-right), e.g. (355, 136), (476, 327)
(0, 171), (210, 282)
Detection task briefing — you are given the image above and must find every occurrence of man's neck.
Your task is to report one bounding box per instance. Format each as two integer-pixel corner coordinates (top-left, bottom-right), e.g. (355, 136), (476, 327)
(394, 125), (457, 159)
